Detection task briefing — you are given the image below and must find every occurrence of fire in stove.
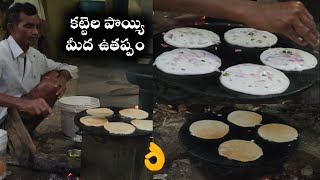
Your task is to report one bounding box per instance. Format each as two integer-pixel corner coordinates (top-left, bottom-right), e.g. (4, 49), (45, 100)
(67, 172), (73, 177)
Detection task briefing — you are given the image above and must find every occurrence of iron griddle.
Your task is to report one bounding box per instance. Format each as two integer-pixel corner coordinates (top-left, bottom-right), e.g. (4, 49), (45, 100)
(74, 107), (152, 137)
(153, 22), (320, 103)
(178, 108), (299, 167)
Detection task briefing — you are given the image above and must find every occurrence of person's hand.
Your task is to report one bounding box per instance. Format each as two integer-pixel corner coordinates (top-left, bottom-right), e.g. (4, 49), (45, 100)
(18, 98), (52, 117)
(42, 76), (67, 98)
(245, 1), (320, 47)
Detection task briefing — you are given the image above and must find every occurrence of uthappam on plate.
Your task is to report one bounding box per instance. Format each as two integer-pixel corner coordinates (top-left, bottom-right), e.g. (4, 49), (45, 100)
(260, 48), (318, 71)
(86, 108), (114, 117)
(220, 63), (290, 95)
(104, 122), (136, 135)
(131, 119), (153, 131)
(154, 48), (222, 75)
(80, 116), (108, 127)
(258, 123), (298, 143)
(218, 139), (263, 162)
(224, 28), (278, 48)
(189, 120), (229, 139)
(119, 108), (149, 119)
(163, 27), (220, 48)
(227, 110), (262, 127)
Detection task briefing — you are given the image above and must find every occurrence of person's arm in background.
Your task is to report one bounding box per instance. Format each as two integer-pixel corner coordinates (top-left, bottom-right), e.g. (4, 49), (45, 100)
(154, 0), (320, 47)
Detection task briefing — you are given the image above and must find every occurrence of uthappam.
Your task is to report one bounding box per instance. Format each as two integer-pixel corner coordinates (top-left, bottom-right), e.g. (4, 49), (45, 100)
(260, 48), (318, 71)
(163, 27), (220, 48)
(86, 108), (114, 117)
(224, 28), (278, 48)
(131, 119), (153, 131)
(227, 110), (262, 127)
(258, 123), (298, 143)
(104, 122), (136, 135)
(154, 48), (222, 75)
(189, 120), (229, 139)
(218, 139), (263, 162)
(220, 63), (290, 95)
(80, 116), (108, 127)
(119, 108), (149, 119)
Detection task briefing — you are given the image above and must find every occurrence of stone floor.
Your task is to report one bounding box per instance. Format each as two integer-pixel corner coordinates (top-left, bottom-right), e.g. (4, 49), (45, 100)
(5, 57), (141, 179)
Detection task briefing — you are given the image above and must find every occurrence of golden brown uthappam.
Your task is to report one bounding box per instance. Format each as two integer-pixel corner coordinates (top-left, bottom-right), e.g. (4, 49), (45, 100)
(218, 139), (263, 162)
(131, 120), (153, 131)
(227, 110), (262, 127)
(189, 120), (229, 139)
(80, 116), (108, 127)
(119, 108), (149, 119)
(258, 123), (298, 143)
(104, 122), (136, 135)
(86, 108), (114, 117)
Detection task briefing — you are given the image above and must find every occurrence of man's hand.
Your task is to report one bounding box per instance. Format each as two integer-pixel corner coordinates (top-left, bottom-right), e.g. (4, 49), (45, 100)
(42, 77), (67, 99)
(42, 70), (70, 99)
(56, 70), (71, 98)
(246, 1), (320, 47)
(18, 98), (52, 117)
(56, 78), (67, 98)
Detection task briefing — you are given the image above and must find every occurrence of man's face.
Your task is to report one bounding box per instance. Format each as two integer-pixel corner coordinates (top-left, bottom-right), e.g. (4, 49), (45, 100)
(9, 12), (40, 48)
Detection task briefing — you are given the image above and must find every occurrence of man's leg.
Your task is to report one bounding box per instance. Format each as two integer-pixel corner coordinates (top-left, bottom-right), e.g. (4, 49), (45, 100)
(3, 109), (36, 167)
(3, 108), (80, 174)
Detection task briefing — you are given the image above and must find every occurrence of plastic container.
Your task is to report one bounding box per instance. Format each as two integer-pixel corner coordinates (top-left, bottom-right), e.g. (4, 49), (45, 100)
(0, 129), (8, 180)
(58, 96), (100, 137)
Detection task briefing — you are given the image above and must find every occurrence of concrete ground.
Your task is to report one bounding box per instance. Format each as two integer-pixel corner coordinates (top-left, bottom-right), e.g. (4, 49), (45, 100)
(5, 57), (142, 179)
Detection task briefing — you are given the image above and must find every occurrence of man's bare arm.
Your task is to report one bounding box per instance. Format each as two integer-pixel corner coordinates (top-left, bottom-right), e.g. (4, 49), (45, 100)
(0, 93), (52, 116)
(58, 70), (72, 83)
(0, 93), (24, 110)
(154, 0), (320, 47)
(154, 0), (255, 23)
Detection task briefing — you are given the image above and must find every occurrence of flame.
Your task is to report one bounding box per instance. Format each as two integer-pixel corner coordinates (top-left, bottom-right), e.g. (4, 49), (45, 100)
(134, 105), (139, 109)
